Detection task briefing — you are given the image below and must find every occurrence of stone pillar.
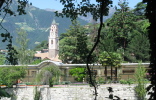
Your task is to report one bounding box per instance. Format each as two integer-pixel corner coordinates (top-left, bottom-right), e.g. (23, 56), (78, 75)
(98, 69), (102, 77)
(65, 67), (69, 81)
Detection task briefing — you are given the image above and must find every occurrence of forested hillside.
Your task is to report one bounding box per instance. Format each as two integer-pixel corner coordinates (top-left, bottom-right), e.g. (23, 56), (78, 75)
(0, 0), (87, 49)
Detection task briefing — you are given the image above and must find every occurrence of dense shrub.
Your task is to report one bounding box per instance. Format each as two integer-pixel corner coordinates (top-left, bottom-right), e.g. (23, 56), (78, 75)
(0, 66), (26, 87)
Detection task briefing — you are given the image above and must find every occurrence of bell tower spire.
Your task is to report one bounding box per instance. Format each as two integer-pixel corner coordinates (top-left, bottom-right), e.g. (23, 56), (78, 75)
(48, 19), (59, 59)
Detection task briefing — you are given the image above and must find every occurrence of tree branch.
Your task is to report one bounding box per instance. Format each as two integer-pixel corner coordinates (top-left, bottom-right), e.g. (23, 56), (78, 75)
(86, 0), (104, 99)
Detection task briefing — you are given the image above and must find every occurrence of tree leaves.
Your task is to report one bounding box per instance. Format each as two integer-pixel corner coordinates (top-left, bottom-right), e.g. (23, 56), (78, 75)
(69, 67), (85, 82)
(14, 29), (34, 65)
(0, 66), (26, 87)
(56, 0), (112, 21)
(99, 51), (122, 67)
(0, 0), (31, 65)
(59, 20), (91, 63)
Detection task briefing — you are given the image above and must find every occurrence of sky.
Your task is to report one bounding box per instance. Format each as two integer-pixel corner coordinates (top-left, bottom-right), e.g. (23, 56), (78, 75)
(29, 0), (142, 10)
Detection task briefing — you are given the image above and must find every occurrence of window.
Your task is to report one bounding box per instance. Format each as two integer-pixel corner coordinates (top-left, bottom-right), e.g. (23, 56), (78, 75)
(51, 40), (53, 44)
(31, 71), (36, 76)
(91, 70), (97, 75)
(123, 69), (134, 73)
(104, 70), (116, 74)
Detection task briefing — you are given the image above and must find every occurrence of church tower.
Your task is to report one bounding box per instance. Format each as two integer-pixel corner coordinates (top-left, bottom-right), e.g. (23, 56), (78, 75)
(48, 19), (59, 59)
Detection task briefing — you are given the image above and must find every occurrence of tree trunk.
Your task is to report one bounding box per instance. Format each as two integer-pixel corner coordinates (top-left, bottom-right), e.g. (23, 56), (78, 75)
(115, 67), (117, 81)
(105, 66), (107, 81)
(0, 0), (5, 9)
(111, 66), (112, 80)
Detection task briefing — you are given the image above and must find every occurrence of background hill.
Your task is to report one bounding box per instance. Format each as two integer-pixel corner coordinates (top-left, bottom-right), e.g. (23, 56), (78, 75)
(0, 0), (87, 49)
(0, 0), (115, 49)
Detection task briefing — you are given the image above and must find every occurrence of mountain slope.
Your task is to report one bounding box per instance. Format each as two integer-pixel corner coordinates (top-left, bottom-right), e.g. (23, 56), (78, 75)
(0, 1), (87, 49)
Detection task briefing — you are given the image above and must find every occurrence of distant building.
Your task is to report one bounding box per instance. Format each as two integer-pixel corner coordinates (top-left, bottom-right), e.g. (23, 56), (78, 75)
(34, 19), (61, 62)
(48, 19), (59, 59)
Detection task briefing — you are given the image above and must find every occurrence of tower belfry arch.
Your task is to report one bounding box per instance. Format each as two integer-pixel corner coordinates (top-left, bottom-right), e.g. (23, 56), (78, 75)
(48, 19), (59, 59)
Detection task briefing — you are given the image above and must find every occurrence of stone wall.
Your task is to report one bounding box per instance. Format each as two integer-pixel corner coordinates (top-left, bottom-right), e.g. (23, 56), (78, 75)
(1, 84), (150, 100)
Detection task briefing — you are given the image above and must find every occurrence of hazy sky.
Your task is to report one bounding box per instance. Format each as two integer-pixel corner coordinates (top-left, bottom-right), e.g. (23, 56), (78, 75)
(29, 0), (142, 10)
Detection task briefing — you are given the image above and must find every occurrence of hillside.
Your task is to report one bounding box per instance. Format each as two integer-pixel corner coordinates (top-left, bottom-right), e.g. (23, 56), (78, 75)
(0, 0), (87, 49)
(78, 8), (116, 23)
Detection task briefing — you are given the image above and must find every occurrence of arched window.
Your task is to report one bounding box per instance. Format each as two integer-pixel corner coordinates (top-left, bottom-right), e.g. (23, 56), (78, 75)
(51, 40), (53, 44)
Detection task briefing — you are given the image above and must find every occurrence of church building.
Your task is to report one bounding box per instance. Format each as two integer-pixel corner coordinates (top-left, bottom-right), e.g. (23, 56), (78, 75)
(34, 20), (61, 62)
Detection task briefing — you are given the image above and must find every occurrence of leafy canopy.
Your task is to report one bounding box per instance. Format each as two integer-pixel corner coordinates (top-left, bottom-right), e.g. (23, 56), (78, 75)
(99, 51), (122, 67)
(36, 65), (61, 85)
(69, 67), (86, 82)
(14, 29), (34, 65)
(59, 20), (90, 63)
(0, 66), (26, 87)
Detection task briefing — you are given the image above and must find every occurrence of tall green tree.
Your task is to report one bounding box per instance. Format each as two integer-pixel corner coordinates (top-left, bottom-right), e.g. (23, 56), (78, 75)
(107, 1), (137, 51)
(99, 51), (122, 81)
(15, 29), (34, 64)
(125, 33), (150, 62)
(124, 18), (150, 62)
(59, 21), (90, 63)
(133, 2), (146, 18)
(99, 27), (118, 53)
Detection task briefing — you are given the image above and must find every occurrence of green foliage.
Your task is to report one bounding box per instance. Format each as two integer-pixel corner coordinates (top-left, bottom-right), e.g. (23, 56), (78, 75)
(0, 0), (30, 65)
(0, 88), (11, 99)
(107, 1), (138, 51)
(59, 20), (92, 63)
(34, 41), (48, 51)
(99, 51), (122, 67)
(36, 65), (61, 85)
(0, 0), (28, 97)
(133, 2), (146, 17)
(14, 29), (34, 64)
(25, 82), (36, 85)
(0, 53), (6, 65)
(99, 29), (118, 52)
(119, 78), (135, 85)
(119, 79), (127, 84)
(96, 77), (105, 84)
(125, 19), (150, 62)
(31, 59), (42, 65)
(34, 87), (41, 100)
(0, 66), (26, 87)
(69, 67), (86, 82)
(134, 63), (147, 100)
(125, 33), (150, 62)
(98, 2), (149, 63)
(56, 0), (112, 21)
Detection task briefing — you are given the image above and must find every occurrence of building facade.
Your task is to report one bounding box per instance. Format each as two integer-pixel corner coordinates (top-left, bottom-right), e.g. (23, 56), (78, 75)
(15, 61), (149, 83)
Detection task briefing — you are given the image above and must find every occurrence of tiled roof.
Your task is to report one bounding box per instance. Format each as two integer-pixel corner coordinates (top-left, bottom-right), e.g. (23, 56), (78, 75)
(34, 52), (49, 60)
(34, 53), (61, 62)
